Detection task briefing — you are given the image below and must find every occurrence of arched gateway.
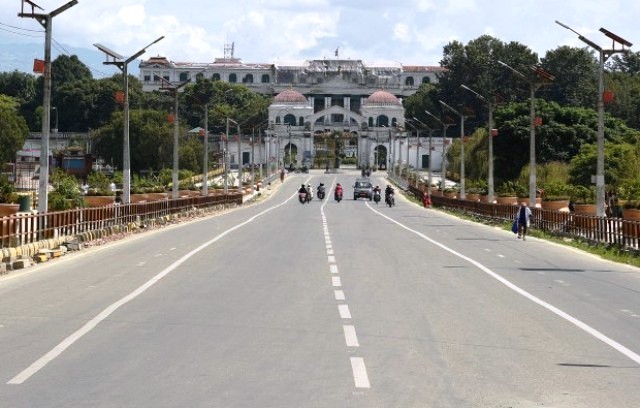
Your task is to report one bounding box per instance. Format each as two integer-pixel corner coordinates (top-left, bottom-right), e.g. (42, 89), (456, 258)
(266, 88), (406, 170)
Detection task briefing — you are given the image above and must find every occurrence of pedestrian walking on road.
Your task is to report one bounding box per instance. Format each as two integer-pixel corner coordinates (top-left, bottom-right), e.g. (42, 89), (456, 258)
(516, 202), (532, 240)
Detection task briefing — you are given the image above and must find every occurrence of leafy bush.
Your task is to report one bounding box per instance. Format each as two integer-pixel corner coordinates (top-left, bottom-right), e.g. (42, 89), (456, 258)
(497, 180), (525, 197)
(86, 171), (114, 196)
(0, 174), (18, 203)
(48, 170), (84, 211)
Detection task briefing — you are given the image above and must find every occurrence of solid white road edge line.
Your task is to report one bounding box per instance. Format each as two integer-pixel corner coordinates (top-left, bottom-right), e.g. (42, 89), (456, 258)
(367, 203), (640, 366)
(7, 191), (298, 385)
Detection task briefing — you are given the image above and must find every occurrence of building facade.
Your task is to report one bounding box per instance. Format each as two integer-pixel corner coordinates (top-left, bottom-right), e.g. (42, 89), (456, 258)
(139, 46), (449, 172)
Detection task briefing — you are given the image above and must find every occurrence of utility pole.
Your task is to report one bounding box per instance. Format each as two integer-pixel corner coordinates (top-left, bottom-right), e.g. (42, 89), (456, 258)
(155, 75), (194, 199)
(19, 0), (78, 213)
(95, 36), (164, 204)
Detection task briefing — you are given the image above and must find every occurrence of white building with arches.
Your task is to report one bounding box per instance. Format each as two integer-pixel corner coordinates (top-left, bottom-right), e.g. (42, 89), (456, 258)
(139, 46), (448, 172)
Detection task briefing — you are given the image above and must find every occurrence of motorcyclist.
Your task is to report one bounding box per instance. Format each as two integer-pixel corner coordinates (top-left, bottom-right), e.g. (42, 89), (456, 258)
(373, 185), (381, 194)
(317, 183), (326, 197)
(335, 183), (344, 197)
(385, 185), (394, 203)
(299, 183), (308, 195)
(306, 183), (314, 200)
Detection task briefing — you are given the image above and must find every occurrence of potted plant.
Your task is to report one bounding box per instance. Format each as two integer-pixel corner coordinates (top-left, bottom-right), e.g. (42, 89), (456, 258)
(541, 182), (570, 212)
(48, 169), (85, 211)
(568, 185), (596, 214)
(619, 178), (640, 220)
(496, 181), (521, 205)
(465, 179), (488, 202)
(83, 171), (115, 207)
(0, 174), (19, 217)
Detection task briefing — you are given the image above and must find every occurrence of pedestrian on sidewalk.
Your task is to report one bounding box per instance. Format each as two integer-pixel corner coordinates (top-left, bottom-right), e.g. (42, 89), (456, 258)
(516, 202), (532, 240)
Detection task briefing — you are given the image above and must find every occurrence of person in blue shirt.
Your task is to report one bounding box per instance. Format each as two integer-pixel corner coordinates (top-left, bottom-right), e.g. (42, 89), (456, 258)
(516, 202), (533, 240)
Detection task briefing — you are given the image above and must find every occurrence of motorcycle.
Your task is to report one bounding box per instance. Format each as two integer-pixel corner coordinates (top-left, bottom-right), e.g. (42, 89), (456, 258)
(373, 190), (381, 204)
(298, 191), (309, 204)
(317, 186), (326, 200)
(385, 192), (395, 207)
(334, 189), (343, 202)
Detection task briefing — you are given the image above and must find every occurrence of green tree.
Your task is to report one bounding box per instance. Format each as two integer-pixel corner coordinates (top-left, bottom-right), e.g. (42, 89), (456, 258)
(541, 46), (598, 107)
(0, 95), (29, 164)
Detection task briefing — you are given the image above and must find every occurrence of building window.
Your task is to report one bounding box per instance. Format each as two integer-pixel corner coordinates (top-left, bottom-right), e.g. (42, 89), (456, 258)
(229, 73), (237, 83)
(163, 75), (170, 81)
(144, 75), (151, 82)
(422, 76), (431, 84)
(368, 117), (374, 127)
(405, 76), (414, 86)
(377, 115), (389, 127)
(179, 72), (188, 81)
(212, 73), (221, 81)
(243, 74), (254, 84)
(391, 118), (397, 127)
(261, 74), (270, 83)
(284, 114), (296, 126)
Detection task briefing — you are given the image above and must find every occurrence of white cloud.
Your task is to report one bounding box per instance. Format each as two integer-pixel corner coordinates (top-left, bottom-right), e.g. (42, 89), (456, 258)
(393, 23), (411, 43)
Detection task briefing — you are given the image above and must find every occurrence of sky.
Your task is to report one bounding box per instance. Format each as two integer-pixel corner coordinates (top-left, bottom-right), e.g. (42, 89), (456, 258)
(1, 0), (639, 73)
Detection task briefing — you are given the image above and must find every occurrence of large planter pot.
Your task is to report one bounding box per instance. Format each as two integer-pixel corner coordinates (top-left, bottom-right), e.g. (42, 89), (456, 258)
(466, 193), (480, 202)
(622, 208), (640, 220)
(83, 195), (115, 207)
(541, 199), (570, 212)
(129, 193), (148, 203)
(0, 203), (19, 217)
(146, 192), (168, 201)
(431, 190), (443, 197)
(496, 196), (518, 205)
(573, 204), (597, 230)
(517, 197), (542, 208)
(622, 208), (640, 238)
(574, 204), (596, 215)
(443, 192), (457, 199)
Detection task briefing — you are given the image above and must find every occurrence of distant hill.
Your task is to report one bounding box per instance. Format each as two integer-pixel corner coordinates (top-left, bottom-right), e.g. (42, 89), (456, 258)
(0, 41), (140, 78)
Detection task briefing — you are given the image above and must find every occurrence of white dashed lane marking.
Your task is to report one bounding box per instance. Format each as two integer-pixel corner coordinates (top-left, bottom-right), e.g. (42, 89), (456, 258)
(350, 357), (371, 388)
(334, 290), (345, 301)
(343, 325), (360, 347)
(330, 264), (339, 274)
(338, 304), (352, 319)
(332, 276), (342, 287)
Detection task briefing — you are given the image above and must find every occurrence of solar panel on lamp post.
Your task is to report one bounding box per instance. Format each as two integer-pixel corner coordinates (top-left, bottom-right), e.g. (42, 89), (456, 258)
(498, 60), (555, 208)
(94, 36), (164, 204)
(556, 21), (632, 217)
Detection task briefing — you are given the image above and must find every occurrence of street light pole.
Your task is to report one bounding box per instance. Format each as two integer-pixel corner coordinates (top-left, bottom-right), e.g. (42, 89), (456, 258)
(154, 75), (194, 199)
(424, 109), (453, 191)
(19, 0), (78, 213)
(439, 100), (466, 200)
(556, 21), (632, 217)
(461, 84), (494, 203)
(498, 60), (555, 208)
(412, 117), (433, 195)
(95, 36), (164, 204)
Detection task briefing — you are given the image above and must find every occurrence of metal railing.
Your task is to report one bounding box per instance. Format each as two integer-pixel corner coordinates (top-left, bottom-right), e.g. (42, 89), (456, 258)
(406, 185), (640, 250)
(1, 192), (242, 248)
